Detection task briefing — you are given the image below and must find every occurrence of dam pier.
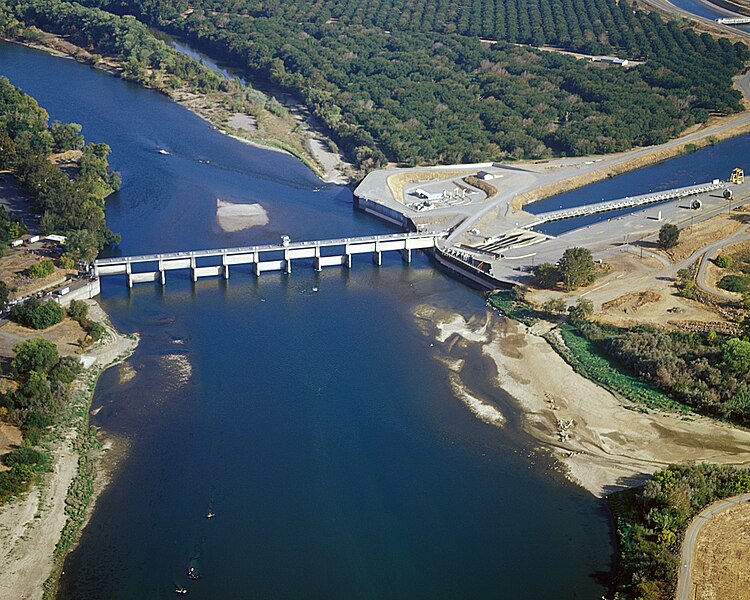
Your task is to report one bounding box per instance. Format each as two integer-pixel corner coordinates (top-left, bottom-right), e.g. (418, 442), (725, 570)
(93, 231), (442, 287)
(90, 171), (748, 292)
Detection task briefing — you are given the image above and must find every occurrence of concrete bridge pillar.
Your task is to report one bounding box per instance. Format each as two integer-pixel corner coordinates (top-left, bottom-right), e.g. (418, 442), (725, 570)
(125, 262), (133, 288)
(253, 252), (261, 277)
(222, 255), (229, 279)
(401, 248), (412, 264)
(190, 256), (198, 282)
(372, 251), (382, 266)
(284, 249), (292, 274)
(158, 261), (166, 285)
(346, 253), (352, 268)
(314, 247), (322, 272)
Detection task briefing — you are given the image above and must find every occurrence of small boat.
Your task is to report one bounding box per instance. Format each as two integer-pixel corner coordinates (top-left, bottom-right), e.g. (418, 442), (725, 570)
(312, 287), (318, 292)
(187, 567), (200, 581)
(175, 587), (188, 595)
(206, 511), (215, 519)
(158, 149), (171, 155)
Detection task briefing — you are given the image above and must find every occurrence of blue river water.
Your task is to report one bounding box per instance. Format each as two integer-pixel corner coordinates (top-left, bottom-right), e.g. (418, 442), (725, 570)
(0, 41), (615, 599)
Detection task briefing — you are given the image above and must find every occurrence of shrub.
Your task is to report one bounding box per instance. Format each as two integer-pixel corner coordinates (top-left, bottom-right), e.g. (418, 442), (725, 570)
(49, 355), (82, 385)
(718, 275), (750, 293)
(533, 262), (559, 289)
(10, 298), (64, 329)
(542, 298), (567, 315)
(26, 259), (55, 279)
(715, 254), (733, 269)
(12, 338), (59, 378)
(66, 299), (88, 323)
(3, 447), (44, 468)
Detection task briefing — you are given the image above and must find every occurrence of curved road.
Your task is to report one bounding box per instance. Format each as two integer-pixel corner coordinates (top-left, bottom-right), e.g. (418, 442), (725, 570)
(676, 493), (750, 600)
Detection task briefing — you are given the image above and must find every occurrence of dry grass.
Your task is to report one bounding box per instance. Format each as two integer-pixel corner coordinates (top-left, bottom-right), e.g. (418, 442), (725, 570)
(692, 501), (750, 600)
(0, 319), (87, 361)
(601, 290), (661, 311)
(0, 248), (69, 300)
(666, 214), (746, 263)
(0, 423), (23, 472)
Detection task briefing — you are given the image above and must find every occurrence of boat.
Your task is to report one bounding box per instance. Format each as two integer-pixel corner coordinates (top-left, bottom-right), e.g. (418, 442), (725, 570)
(175, 587), (188, 594)
(158, 149), (171, 155)
(206, 511), (215, 519)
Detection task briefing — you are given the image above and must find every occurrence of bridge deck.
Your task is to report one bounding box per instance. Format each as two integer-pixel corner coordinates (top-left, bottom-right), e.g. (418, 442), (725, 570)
(526, 181), (723, 227)
(94, 231), (446, 267)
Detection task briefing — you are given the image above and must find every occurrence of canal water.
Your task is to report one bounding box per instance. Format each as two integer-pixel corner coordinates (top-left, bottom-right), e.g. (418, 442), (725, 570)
(8, 36), (747, 599)
(668, 0), (750, 33)
(528, 134), (750, 235)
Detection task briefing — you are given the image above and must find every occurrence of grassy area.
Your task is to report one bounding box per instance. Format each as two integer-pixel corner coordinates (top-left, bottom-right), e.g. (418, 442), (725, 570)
(545, 323), (687, 413)
(486, 290), (544, 327)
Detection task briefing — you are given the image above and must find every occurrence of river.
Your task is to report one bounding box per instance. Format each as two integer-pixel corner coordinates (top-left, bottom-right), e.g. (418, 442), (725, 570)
(0, 41), (614, 599)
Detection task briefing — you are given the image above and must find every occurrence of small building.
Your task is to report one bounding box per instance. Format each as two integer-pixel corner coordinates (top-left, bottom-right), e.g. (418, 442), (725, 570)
(476, 170), (496, 181)
(595, 56), (628, 66)
(25, 235), (40, 244)
(45, 234), (67, 244)
(414, 188), (442, 200)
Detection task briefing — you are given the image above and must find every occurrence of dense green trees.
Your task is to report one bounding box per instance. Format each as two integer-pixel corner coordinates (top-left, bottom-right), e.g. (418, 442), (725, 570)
(10, 297), (64, 329)
(34, 0), (748, 168)
(0, 76), (120, 259)
(571, 320), (750, 425)
(12, 338), (59, 377)
(533, 247), (596, 289)
(611, 464), (750, 600)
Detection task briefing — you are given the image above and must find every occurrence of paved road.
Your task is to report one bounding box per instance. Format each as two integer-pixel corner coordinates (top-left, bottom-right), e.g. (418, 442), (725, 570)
(644, 0), (750, 40)
(695, 225), (750, 301)
(676, 493), (750, 600)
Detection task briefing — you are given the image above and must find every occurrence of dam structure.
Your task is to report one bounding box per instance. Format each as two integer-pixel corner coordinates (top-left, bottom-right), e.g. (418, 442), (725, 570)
(93, 231), (444, 287)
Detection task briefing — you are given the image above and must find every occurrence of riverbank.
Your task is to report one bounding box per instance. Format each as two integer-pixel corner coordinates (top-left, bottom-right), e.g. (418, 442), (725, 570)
(0, 300), (138, 600)
(416, 304), (750, 497)
(0, 31), (351, 185)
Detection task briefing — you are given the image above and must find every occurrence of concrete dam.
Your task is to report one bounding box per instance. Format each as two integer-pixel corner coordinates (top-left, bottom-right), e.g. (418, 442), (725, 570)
(93, 231), (445, 287)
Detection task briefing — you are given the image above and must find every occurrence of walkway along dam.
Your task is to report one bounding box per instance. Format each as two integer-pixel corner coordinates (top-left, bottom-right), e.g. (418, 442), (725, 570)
(93, 232), (444, 287)
(91, 178), (737, 291)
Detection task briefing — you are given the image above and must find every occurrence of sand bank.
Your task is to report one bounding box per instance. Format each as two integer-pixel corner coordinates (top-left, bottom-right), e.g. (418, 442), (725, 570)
(0, 300), (138, 600)
(417, 304), (750, 497)
(216, 198), (269, 232)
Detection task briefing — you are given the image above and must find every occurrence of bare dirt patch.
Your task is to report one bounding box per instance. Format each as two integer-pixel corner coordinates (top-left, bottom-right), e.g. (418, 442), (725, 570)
(0, 318), (87, 361)
(692, 501), (750, 600)
(0, 423), (23, 472)
(226, 113), (257, 132)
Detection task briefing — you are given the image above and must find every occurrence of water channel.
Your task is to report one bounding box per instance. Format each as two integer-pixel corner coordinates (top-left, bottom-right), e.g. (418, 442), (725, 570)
(2, 36), (747, 599)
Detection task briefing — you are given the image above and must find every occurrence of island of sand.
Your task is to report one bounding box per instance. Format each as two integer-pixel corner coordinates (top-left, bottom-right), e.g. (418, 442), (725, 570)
(216, 198), (269, 233)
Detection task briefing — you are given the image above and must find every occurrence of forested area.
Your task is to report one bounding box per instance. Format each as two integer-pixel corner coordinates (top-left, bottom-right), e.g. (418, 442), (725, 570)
(0, 337), (82, 501)
(610, 464), (750, 600)
(0, 0), (232, 92)
(572, 318), (750, 425)
(0, 75), (119, 260)
(21, 0), (747, 168)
